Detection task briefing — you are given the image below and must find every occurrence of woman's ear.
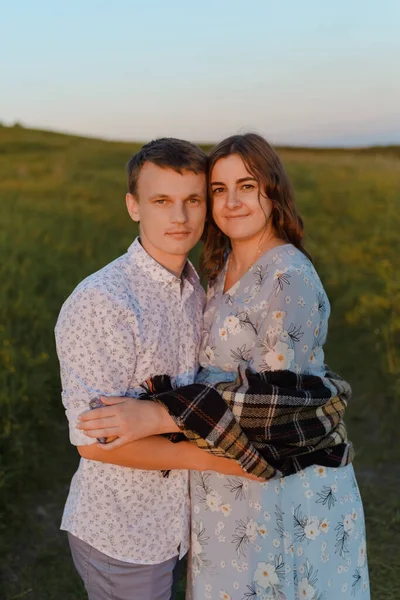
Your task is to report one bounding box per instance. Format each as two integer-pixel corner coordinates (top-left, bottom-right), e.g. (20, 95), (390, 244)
(126, 193), (140, 222)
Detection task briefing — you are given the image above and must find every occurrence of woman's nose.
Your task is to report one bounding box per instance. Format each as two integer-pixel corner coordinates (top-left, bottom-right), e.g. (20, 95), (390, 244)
(226, 190), (241, 209)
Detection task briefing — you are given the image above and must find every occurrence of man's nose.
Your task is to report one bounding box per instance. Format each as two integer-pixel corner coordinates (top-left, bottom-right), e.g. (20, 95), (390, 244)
(171, 202), (188, 223)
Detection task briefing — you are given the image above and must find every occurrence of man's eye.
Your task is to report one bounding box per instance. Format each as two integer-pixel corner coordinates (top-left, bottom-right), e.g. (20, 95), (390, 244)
(188, 198), (200, 204)
(156, 199), (166, 204)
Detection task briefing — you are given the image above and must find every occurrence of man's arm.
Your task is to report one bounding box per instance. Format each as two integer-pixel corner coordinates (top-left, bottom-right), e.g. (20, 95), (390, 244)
(77, 436), (257, 478)
(56, 287), (258, 479)
(55, 285), (136, 449)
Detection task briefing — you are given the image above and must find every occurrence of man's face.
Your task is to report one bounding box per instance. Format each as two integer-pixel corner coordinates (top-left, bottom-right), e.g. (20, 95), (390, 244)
(126, 162), (207, 265)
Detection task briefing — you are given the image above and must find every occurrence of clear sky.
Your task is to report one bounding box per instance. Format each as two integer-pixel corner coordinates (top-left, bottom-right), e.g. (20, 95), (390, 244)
(1, 0), (399, 146)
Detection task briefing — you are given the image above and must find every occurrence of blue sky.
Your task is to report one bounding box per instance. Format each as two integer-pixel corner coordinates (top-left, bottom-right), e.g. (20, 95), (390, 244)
(1, 0), (399, 146)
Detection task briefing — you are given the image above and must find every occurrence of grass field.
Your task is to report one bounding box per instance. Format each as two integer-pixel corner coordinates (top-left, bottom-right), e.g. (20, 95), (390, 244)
(1, 126), (399, 599)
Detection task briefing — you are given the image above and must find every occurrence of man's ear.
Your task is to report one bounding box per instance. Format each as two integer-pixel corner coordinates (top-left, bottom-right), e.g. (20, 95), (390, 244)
(126, 193), (140, 222)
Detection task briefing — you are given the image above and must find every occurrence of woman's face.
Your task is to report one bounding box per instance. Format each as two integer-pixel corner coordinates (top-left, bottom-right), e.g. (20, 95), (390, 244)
(210, 154), (272, 242)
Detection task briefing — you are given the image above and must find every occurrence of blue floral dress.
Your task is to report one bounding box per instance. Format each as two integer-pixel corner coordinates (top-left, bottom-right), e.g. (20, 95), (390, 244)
(187, 244), (369, 600)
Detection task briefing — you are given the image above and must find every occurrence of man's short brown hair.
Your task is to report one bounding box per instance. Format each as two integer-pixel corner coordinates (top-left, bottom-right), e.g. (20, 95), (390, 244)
(127, 138), (207, 195)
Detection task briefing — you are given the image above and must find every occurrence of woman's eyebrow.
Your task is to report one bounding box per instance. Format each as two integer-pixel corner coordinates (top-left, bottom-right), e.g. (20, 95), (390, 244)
(236, 177), (257, 184)
(210, 177), (257, 186)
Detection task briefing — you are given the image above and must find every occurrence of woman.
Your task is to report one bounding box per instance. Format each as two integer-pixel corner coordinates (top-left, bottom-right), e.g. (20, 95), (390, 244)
(80, 134), (369, 599)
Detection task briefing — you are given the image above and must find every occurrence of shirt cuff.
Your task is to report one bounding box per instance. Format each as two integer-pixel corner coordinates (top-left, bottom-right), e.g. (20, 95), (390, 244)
(65, 408), (97, 446)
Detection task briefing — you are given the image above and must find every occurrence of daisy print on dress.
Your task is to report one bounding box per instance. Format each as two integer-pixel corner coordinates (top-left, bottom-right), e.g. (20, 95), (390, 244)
(235, 310), (258, 335)
(258, 327), (295, 371)
(248, 264), (270, 299)
(204, 344), (218, 365)
(294, 559), (326, 600)
(335, 512), (356, 559)
(351, 474), (362, 504)
(351, 538), (368, 597)
(309, 325), (326, 367)
(224, 315), (242, 335)
(219, 311), (258, 344)
(316, 291), (327, 316)
(293, 506), (330, 544)
(230, 344), (253, 366)
(193, 472), (216, 505)
(193, 472), (233, 519)
(286, 323), (304, 347)
(275, 505), (296, 558)
(224, 279), (241, 306)
(316, 484), (338, 510)
(192, 520), (213, 576)
(232, 517), (261, 557)
(274, 505), (285, 539)
(245, 555), (285, 600)
(224, 477), (249, 501)
(273, 266), (291, 296)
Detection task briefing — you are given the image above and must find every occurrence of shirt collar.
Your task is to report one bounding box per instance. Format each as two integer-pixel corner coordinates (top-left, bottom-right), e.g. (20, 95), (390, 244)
(127, 237), (200, 289)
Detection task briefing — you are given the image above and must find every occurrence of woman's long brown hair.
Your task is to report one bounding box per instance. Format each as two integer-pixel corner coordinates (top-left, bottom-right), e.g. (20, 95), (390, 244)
(200, 133), (312, 279)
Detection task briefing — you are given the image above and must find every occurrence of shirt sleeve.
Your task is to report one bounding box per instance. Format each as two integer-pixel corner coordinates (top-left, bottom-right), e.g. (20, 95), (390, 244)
(251, 265), (327, 374)
(55, 286), (136, 446)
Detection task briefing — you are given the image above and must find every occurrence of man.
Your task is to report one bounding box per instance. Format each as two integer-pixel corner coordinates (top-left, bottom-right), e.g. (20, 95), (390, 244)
(55, 138), (211, 600)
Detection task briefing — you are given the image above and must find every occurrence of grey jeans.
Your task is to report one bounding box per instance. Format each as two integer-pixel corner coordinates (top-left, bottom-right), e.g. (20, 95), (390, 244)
(68, 533), (183, 600)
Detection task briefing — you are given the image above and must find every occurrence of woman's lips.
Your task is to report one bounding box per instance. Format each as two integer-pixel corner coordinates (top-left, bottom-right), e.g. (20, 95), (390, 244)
(224, 214), (249, 219)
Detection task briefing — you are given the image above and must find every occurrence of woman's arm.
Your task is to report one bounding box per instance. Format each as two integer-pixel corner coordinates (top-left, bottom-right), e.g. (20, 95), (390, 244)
(77, 397), (178, 449)
(78, 435), (257, 478)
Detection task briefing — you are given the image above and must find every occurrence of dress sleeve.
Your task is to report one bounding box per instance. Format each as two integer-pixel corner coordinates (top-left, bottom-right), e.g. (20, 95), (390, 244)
(55, 287), (136, 446)
(251, 265), (327, 374)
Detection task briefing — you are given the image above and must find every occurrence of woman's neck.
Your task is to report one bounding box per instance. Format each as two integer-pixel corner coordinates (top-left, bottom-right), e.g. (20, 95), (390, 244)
(223, 229), (287, 295)
(229, 229), (282, 273)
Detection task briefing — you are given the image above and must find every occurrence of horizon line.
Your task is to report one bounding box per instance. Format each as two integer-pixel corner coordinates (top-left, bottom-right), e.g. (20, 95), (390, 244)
(2, 121), (400, 152)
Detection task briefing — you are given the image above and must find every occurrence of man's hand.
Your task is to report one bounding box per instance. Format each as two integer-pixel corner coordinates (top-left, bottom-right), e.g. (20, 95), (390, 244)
(77, 397), (174, 450)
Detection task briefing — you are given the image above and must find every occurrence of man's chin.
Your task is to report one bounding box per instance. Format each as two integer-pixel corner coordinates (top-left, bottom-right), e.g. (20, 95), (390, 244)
(163, 235), (199, 255)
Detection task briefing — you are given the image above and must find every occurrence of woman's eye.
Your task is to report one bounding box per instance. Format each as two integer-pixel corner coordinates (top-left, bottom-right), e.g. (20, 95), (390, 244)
(212, 187), (224, 195)
(242, 184), (254, 190)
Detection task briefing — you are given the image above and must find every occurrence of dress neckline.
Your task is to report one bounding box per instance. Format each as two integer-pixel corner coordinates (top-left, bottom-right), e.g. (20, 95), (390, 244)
(221, 243), (293, 296)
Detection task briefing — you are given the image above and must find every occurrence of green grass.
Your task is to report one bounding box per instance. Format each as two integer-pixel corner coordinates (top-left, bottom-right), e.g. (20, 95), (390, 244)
(1, 126), (399, 599)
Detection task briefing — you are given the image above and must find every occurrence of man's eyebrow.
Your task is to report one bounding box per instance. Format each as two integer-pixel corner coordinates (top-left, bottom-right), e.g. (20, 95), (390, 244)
(210, 176), (257, 186)
(148, 193), (204, 200)
(148, 193), (172, 200)
(186, 193), (205, 199)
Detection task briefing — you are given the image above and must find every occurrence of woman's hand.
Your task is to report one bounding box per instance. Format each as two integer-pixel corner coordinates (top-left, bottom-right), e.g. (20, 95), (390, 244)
(77, 397), (176, 450)
(203, 452), (264, 481)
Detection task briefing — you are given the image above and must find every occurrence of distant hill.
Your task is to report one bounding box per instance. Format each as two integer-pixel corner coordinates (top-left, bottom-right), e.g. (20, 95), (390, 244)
(1, 123), (399, 157)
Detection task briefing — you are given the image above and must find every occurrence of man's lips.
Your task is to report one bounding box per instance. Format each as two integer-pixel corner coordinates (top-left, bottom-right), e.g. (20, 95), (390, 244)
(166, 231), (191, 236)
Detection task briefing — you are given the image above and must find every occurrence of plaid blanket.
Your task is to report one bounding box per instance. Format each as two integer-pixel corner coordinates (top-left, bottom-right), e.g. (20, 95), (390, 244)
(141, 367), (354, 479)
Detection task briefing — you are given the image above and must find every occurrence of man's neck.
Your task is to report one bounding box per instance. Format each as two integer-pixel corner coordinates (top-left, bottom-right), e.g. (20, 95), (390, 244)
(139, 236), (187, 279)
